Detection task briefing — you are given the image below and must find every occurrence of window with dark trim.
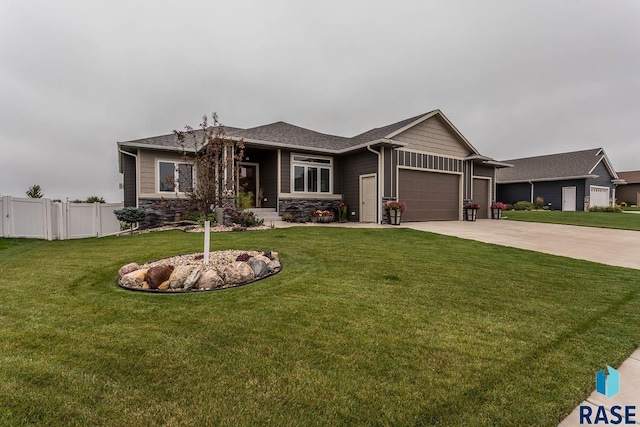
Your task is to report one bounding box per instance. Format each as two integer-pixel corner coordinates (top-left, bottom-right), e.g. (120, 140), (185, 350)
(158, 161), (193, 193)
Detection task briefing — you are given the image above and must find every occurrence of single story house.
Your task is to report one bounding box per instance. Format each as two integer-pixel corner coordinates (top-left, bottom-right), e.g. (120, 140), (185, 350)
(616, 171), (640, 206)
(496, 148), (625, 211)
(117, 109), (509, 226)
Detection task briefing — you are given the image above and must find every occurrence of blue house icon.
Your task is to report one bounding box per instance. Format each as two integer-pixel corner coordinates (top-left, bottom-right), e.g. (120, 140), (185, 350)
(596, 365), (620, 398)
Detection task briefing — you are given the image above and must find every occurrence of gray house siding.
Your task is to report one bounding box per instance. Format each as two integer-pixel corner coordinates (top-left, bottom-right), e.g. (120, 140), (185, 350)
(497, 180), (586, 210)
(385, 148), (399, 199)
(496, 182), (530, 205)
(618, 184), (640, 205)
(123, 153), (137, 207)
(585, 161), (614, 191)
(258, 149), (277, 209)
(473, 164), (495, 202)
(392, 115), (471, 157)
(280, 151), (291, 194)
(333, 157), (343, 195)
(533, 180), (585, 210)
(341, 150), (378, 221)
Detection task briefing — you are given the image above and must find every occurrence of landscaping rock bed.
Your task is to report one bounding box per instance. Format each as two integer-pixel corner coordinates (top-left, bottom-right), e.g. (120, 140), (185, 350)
(118, 250), (281, 292)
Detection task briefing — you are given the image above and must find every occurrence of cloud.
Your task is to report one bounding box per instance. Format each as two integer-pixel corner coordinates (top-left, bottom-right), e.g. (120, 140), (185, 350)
(1, 0), (639, 201)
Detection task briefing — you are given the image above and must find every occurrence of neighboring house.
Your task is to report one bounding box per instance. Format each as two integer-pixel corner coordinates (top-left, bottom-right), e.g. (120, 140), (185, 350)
(496, 148), (625, 211)
(616, 171), (640, 206)
(117, 109), (509, 226)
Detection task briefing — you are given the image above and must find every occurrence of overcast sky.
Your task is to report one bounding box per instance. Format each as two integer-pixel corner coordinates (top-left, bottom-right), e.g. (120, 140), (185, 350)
(1, 0), (638, 202)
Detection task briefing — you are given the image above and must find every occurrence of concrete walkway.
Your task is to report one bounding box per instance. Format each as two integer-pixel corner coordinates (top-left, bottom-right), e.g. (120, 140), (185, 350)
(274, 218), (640, 424)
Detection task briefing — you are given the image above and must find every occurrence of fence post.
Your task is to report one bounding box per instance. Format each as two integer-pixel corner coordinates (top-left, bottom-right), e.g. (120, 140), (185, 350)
(95, 202), (100, 237)
(1, 196), (10, 237)
(44, 198), (53, 241)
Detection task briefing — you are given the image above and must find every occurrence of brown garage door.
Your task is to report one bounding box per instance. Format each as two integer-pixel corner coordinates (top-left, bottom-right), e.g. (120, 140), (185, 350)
(473, 178), (490, 219)
(399, 169), (460, 221)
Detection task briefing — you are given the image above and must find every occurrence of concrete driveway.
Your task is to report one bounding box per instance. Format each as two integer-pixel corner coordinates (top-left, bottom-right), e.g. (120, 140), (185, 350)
(402, 220), (640, 270)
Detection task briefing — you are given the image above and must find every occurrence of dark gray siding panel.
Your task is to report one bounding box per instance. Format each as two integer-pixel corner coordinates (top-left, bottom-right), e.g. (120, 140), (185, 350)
(497, 180), (587, 210)
(280, 151), (290, 194)
(586, 161), (614, 190)
(533, 180), (585, 211)
(260, 150), (277, 209)
(123, 153), (137, 207)
(473, 164), (494, 178)
(384, 147), (393, 198)
(340, 151), (378, 221)
(333, 157), (342, 195)
(497, 183), (531, 205)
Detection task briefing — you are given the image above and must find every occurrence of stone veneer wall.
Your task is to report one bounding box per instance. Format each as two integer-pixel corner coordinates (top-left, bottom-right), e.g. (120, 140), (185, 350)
(381, 197), (396, 224)
(138, 198), (186, 229)
(278, 198), (343, 222)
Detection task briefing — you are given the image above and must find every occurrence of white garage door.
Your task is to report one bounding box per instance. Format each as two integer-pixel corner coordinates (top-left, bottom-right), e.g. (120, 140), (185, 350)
(590, 186), (610, 208)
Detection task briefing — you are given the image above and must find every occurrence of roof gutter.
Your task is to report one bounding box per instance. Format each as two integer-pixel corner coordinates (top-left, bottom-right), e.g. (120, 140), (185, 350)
(497, 175), (599, 184)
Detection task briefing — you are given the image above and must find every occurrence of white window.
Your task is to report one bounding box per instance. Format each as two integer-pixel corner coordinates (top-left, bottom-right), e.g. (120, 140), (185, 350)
(158, 161), (193, 193)
(292, 154), (332, 194)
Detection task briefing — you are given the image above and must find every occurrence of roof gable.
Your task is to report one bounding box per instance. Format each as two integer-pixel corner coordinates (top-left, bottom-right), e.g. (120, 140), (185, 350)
(388, 111), (479, 157)
(496, 148), (614, 183)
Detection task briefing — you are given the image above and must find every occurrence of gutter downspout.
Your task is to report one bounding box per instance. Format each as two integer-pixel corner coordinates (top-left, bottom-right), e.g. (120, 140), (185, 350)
(118, 148), (141, 233)
(367, 145), (382, 224)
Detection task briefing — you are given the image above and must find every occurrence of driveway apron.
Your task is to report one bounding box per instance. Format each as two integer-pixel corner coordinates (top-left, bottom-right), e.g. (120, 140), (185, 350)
(401, 219), (640, 270)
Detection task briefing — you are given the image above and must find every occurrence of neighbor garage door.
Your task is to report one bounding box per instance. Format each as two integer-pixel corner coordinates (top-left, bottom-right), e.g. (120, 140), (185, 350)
(399, 169), (460, 221)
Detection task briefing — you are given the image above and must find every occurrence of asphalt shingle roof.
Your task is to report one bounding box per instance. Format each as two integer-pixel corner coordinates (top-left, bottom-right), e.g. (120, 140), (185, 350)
(118, 112), (437, 152)
(496, 148), (605, 183)
(349, 112), (434, 145)
(618, 171), (640, 184)
(120, 126), (244, 150)
(233, 121), (351, 150)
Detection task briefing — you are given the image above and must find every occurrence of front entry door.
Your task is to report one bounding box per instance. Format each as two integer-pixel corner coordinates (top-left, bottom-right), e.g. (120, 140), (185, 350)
(562, 186), (576, 211)
(239, 165), (257, 207)
(360, 174), (377, 222)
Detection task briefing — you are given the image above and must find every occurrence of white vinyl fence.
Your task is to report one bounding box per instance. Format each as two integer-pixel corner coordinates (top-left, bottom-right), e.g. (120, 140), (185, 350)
(1, 196), (123, 240)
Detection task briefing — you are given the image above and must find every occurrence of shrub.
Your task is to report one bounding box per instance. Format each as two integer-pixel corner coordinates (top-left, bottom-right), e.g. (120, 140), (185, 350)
(113, 207), (147, 231)
(113, 207), (147, 223)
(224, 206), (264, 227)
(282, 213), (294, 222)
(589, 206), (623, 213)
(85, 196), (106, 203)
(513, 201), (535, 211)
(535, 196), (544, 209)
(197, 213), (217, 226)
(236, 191), (254, 210)
(620, 201), (628, 207)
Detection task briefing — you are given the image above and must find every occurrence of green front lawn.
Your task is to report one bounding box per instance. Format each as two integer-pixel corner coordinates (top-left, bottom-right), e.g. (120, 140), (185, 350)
(622, 206), (640, 211)
(503, 210), (640, 231)
(1, 228), (639, 426)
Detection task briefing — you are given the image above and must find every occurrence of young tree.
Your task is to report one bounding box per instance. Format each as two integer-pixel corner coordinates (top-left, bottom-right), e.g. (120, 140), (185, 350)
(173, 113), (245, 217)
(26, 184), (43, 198)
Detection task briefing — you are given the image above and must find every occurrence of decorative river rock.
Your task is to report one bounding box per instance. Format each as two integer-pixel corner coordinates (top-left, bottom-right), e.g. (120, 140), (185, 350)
(118, 250), (281, 292)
